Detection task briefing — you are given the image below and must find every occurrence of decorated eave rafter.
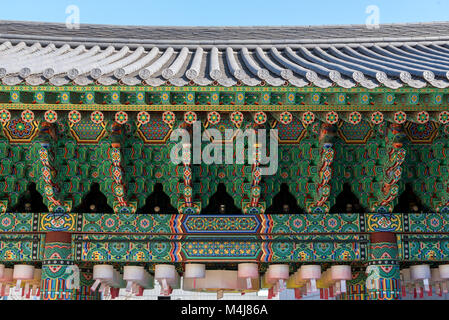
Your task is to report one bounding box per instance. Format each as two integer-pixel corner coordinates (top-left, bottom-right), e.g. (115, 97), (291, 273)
(1, 21), (449, 89)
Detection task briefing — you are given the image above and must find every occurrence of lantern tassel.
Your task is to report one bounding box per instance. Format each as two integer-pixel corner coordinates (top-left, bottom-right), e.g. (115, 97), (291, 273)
(246, 277), (252, 289)
(91, 279), (101, 292)
(423, 279), (430, 292)
(125, 280), (133, 292)
(310, 279), (317, 292)
(15, 279), (21, 291)
(340, 280), (347, 293)
(161, 278), (168, 291)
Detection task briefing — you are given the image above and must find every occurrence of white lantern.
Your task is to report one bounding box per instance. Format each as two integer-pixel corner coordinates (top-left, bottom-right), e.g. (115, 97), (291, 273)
(185, 264), (205, 289)
(92, 265), (114, 292)
(183, 270), (238, 292)
(431, 268), (443, 296)
(169, 271), (181, 290)
(13, 265), (34, 291)
(267, 264), (289, 292)
(301, 265), (321, 293)
(331, 265), (351, 294)
(123, 266), (145, 292)
(411, 264), (431, 293)
(155, 264), (176, 293)
(438, 264), (449, 279)
(238, 263), (258, 289)
(438, 264), (449, 294)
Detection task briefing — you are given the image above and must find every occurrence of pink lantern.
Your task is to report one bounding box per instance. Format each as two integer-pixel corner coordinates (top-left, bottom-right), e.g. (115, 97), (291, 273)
(301, 265), (321, 293)
(238, 263), (259, 289)
(13, 265), (34, 293)
(267, 265), (289, 293)
(0, 268), (13, 297)
(331, 265), (351, 294)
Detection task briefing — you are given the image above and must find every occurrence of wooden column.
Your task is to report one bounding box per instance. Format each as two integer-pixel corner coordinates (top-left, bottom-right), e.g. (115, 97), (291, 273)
(366, 232), (401, 300)
(40, 232), (75, 300)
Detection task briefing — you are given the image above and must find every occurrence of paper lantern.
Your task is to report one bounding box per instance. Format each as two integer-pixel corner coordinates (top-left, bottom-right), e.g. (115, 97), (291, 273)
(266, 264), (289, 294)
(13, 265), (34, 280)
(301, 265), (321, 292)
(401, 268), (411, 296)
(331, 265), (351, 294)
(0, 268), (13, 282)
(155, 264), (176, 294)
(111, 269), (122, 288)
(316, 269), (336, 300)
(438, 265), (449, 294)
(169, 271), (181, 290)
(411, 264), (431, 293)
(13, 265), (34, 292)
(293, 269), (306, 287)
(184, 270), (235, 291)
(185, 264), (205, 279)
(185, 264), (205, 289)
(122, 267), (153, 296)
(238, 263), (258, 289)
(317, 269), (334, 288)
(286, 273), (298, 289)
(431, 268), (443, 296)
(123, 266), (144, 293)
(92, 264), (115, 292)
(30, 269), (41, 298)
(268, 265), (289, 280)
(0, 268), (13, 297)
(438, 264), (449, 279)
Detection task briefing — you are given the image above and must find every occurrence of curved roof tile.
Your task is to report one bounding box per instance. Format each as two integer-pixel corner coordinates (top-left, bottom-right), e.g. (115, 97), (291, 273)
(1, 20), (449, 88)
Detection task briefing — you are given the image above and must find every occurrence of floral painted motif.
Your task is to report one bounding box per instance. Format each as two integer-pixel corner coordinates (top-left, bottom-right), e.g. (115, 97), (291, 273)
(302, 111), (315, 125)
(325, 111), (338, 124)
(21, 109), (34, 123)
(253, 111), (267, 125)
(137, 111), (150, 125)
(115, 111), (128, 124)
(184, 111), (197, 124)
(44, 110), (58, 123)
(0, 109), (11, 124)
(162, 111), (176, 126)
(207, 111), (220, 125)
(68, 110), (81, 123)
(90, 111), (104, 124)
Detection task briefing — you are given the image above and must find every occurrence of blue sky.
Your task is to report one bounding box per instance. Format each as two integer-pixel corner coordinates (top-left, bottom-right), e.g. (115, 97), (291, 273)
(2, 0), (448, 26)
